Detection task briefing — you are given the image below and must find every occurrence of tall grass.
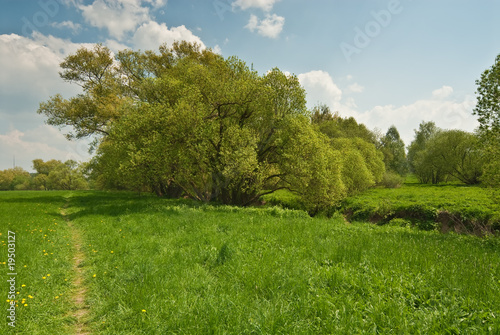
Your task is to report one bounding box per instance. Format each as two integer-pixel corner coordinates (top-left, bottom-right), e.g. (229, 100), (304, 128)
(66, 191), (500, 334)
(0, 191), (75, 334)
(1, 191), (500, 333)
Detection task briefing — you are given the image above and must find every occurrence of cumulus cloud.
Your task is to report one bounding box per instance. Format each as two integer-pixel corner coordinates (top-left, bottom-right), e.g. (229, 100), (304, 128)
(79, 0), (151, 40)
(297, 70), (478, 145)
(245, 13), (285, 38)
(358, 96), (477, 145)
(0, 33), (92, 171)
(0, 127), (91, 172)
(432, 85), (454, 99)
(213, 44), (222, 54)
(0, 33), (84, 111)
(298, 70), (346, 112)
(51, 21), (82, 34)
(131, 21), (205, 50)
(347, 83), (365, 93)
(232, 0), (280, 11)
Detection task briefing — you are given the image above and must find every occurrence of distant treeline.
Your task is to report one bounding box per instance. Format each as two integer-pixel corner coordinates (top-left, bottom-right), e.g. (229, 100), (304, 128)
(0, 159), (88, 191)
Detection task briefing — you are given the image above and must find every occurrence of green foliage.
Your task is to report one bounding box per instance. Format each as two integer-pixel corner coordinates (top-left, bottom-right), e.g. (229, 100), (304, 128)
(380, 125), (408, 176)
(311, 104), (385, 196)
(379, 170), (405, 188)
(32, 159), (89, 190)
(474, 53), (500, 187)
(0, 167), (31, 190)
(260, 189), (305, 210)
(409, 127), (484, 185)
(387, 218), (411, 227)
(40, 42), (348, 211)
(342, 183), (500, 235)
(423, 130), (484, 185)
(278, 117), (346, 214)
(407, 121), (440, 182)
(38, 44), (124, 140)
(311, 104), (377, 144)
(3, 191), (500, 334)
(0, 191), (75, 334)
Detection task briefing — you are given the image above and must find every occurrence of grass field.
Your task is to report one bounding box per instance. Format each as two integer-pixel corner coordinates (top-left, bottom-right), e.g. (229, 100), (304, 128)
(341, 181), (500, 235)
(1, 190), (500, 334)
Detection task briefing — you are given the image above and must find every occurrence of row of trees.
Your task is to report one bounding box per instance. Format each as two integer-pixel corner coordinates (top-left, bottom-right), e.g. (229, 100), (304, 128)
(407, 122), (484, 185)
(33, 42), (500, 211)
(0, 159), (88, 191)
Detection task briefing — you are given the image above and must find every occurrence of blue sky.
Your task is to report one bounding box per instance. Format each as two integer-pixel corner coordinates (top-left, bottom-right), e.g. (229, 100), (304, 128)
(1, 0), (500, 171)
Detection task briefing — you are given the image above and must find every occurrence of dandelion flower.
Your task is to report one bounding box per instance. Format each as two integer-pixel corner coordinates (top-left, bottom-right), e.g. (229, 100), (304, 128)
(142, 309), (146, 313)
(24, 304), (27, 307)
(28, 295), (33, 299)
(21, 284), (26, 287)
(42, 277), (46, 280)
(93, 274), (96, 278)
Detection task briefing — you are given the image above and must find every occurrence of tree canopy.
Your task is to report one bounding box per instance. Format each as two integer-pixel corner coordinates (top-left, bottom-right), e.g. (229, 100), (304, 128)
(407, 123), (483, 185)
(379, 125), (408, 176)
(474, 54), (500, 187)
(39, 42), (355, 212)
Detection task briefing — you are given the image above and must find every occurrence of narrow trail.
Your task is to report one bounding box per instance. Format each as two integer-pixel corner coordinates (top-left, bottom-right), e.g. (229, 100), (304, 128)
(61, 196), (91, 335)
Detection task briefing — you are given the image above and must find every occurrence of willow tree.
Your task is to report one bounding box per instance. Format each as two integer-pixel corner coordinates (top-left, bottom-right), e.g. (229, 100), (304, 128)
(39, 42), (346, 210)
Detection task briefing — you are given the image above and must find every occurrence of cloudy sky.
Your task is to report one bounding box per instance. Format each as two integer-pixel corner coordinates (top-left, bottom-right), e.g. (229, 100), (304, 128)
(1, 0), (500, 171)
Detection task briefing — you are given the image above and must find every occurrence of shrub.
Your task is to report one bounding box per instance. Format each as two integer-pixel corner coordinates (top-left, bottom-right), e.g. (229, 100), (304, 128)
(387, 218), (411, 227)
(379, 171), (404, 188)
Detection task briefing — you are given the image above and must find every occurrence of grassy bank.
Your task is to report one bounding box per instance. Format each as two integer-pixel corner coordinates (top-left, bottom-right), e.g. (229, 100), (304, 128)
(1, 191), (500, 333)
(341, 182), (500, 235)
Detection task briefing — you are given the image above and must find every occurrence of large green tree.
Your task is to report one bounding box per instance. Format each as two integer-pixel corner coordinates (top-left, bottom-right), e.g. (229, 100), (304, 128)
(39, 42), (347, 211)
(418, 130), (483, 185)
(311, 104), (385, 194)
(407, 121), (442, 183)
(474, 54), (500, 187)
(32, 159), (88, 190)
(0, 167), (31, 190)
(380, 125), (408, 176)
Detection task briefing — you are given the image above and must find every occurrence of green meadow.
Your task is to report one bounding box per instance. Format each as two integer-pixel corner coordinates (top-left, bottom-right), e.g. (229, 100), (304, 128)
(1, 190), (500, 334)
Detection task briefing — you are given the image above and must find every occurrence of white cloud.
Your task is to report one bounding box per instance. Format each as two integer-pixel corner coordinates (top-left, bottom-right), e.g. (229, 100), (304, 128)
(51, 21), (82, 34)
(298, 70), (346, 112)
(297, 70), (478, 146)
(144, 0), (167, 9)
(347, 83), (365, 93)
(0, 33), (84, 106)
(232, 0), (280, 11)
(432, 85), (454, 99)
(213, 45), (222, 54)
(0, 127), (91, 172)
(0, 33), (92, 171)
(131, 21), (205, 50)
(104, 39), (131, 52)
(79, 0), (151, 40)
(358, 96), (477, 145)
(245, 13), (285, 38)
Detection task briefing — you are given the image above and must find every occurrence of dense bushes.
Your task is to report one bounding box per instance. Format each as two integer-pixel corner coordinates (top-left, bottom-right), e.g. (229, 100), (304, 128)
(341, 183), (500, 235)
(408, 122), (484, 185)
